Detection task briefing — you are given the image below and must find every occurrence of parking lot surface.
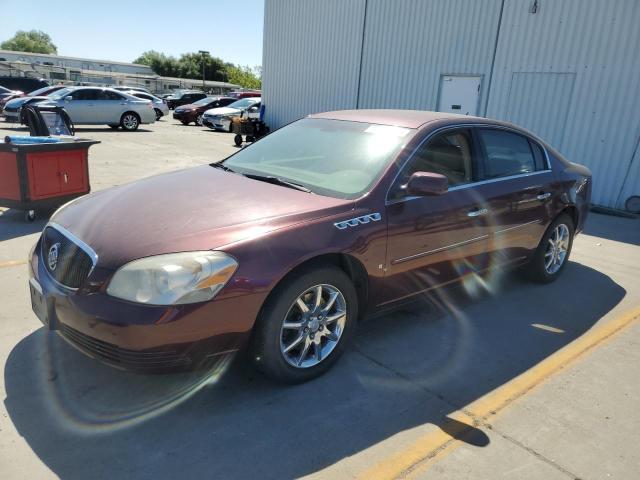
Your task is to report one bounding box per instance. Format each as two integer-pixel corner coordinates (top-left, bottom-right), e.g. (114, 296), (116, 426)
(1, 118), (639, 479)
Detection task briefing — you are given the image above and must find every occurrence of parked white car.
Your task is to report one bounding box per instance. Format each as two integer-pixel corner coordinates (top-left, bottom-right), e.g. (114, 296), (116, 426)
(39, 87), (156, 131)
(202, 97), (261, 131)
(123, 90), (169, 120)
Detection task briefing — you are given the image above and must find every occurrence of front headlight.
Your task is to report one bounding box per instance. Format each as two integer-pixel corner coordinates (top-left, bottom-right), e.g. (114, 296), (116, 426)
(106, 251), (238, 305)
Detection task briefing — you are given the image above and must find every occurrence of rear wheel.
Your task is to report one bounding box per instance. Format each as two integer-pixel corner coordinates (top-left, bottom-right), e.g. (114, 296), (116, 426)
(526, 214), (574, 283)
(251, 266), (357, 383)
(154, 108), (163, 120)
(120, 112), (140, 131)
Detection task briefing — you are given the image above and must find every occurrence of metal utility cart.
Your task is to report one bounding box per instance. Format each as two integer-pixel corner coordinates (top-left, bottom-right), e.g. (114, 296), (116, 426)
(0, 105), (99, 221)
(231, 117), (269, 147)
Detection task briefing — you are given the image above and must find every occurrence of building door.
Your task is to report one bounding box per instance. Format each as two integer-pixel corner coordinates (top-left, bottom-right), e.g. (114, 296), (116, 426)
(438, 75), (481, 116)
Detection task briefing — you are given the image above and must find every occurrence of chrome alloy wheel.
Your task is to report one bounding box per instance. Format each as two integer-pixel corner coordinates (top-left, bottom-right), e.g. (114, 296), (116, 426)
(544, 223), (570, 274)
(122, 114), (139, 130)
(280, 284), (347, 368)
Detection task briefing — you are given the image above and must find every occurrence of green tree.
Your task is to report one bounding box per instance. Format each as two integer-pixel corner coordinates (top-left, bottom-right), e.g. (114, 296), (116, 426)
(133, 50), (182, 77)
(177, 52), (229, 82)
(225, 64), (262, 89)
(1, 30), (57, 54)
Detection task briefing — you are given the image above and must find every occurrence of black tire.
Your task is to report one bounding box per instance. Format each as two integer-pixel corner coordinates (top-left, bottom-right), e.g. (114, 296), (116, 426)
(108, 124), (119, 130)
(120, 112), (140, 131)
(526, 214), (575, 283)
(234, 134), (243, 147)
(250, 266), (358, 383)
(25, 210), (36, 222)
(154, 108), (163, 121)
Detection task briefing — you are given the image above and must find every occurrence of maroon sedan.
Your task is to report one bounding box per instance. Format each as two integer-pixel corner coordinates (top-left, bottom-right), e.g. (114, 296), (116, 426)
(172, 96), (236, 126)
(28, 110), (591, 383)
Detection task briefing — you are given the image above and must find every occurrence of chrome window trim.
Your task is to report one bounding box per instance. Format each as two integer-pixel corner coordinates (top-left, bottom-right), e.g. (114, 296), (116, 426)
(385, 123), (552, 205)
(391, 234), (489, 265)
(39, 222), (98, 291)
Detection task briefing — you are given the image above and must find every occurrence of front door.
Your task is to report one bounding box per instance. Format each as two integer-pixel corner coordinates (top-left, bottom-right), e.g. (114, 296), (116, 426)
(383, 128), (489, 304)
(438, 75), (481, 116)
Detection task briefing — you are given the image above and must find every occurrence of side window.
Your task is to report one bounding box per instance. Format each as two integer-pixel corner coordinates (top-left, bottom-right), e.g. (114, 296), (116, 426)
(99, 90), (125, 100)
(401, 129), (475, 190)
(71, 89), (93, 100)
(478, 129), (537, 179)
(530, 140), (548, 170)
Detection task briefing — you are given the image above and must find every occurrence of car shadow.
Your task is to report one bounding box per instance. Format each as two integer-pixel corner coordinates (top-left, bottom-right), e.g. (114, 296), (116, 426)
(0, 208), (48, 241)
(3, 261), (625, 479)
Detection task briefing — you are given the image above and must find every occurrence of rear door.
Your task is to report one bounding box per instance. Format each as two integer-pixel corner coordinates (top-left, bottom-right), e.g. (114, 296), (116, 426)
(99, 90), (128, 123)
(383, 128), (490, 303)
(472, 127), (554, 264)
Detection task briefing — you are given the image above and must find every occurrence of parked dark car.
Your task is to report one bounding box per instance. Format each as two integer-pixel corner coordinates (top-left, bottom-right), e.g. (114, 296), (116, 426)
(165, 90), (207, 109)
(29, 110), (591, 383)
(2, 85), (67, 123)
(172, 96), (237, 125)
(0, 76), (49, 93)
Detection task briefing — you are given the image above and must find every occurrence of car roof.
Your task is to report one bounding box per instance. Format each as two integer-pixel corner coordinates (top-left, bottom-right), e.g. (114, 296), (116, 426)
(308, 109), (485, 129)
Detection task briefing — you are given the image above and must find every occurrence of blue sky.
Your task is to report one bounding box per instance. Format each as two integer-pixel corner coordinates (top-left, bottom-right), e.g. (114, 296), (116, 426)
(1, 0), (264, 66)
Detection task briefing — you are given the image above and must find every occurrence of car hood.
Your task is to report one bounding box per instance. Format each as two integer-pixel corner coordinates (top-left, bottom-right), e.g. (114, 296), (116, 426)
(6, 96), (48, 108)
(203, 107), (240, 116)
(52, 165), (352, 268)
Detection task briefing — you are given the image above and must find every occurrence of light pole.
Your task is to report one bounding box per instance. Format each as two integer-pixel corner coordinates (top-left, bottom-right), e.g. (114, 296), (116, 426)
(198, 50), (209, 91)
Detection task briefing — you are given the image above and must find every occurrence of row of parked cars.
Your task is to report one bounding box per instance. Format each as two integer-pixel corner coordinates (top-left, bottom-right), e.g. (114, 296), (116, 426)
(1, 76), (261, 133)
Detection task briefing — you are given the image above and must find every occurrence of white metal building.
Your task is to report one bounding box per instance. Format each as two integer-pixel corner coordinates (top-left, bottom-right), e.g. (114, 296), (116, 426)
(0, 49), (154, 75)
(262, 0), (640, 209)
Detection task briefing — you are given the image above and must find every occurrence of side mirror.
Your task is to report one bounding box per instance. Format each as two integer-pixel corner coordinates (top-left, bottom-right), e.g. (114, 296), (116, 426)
(64, 96), (72, 101)
(248, 106), (258, 112)
(405, 172), (448, 196)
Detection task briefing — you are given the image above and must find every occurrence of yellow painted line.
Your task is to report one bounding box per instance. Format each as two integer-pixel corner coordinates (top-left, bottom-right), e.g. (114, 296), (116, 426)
(0, 260), (27, 269)
(359, 305), (640, 480)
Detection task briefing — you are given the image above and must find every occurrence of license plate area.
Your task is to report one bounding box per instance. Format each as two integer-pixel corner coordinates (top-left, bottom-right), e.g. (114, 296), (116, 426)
(29, 278), (56, 329)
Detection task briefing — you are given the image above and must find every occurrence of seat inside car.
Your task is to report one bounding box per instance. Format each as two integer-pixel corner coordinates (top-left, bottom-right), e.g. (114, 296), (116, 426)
(409, 134), (472, 186)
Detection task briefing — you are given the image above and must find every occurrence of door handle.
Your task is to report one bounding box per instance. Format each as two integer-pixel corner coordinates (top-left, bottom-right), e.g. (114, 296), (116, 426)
(536, 192), (551, 201)
(467, 208), (488, 217)
(63, 172), (68, 184)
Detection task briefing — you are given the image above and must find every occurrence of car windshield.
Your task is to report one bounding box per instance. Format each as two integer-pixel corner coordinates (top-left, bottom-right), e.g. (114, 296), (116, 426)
(193, 97), (216, 106)
(47, 87), (74, 99)
(227, 98), (258, 109)
(222, 118), (415, 199)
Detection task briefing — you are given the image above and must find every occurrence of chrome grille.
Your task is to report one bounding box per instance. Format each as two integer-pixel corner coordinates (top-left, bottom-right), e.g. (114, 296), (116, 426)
(41, 225), (96, 289)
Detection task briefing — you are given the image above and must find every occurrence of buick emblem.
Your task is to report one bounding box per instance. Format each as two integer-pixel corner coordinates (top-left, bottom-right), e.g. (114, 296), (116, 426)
(48, 243), (61, 271)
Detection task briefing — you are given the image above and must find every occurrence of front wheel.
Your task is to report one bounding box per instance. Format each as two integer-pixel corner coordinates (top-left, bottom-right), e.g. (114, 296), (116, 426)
(234, 134), (242, 147)
(526, 214), (575, 283)
(120, 112), (140, 131)
(196, 114), (204, 126)
(154, 108), (163, 121)
(251, 266), (358, 383)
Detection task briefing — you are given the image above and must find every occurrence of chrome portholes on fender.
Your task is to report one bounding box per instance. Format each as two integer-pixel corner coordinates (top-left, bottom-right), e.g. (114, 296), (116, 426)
(334, 212), (381, 230)
(279, 284), (347, 368)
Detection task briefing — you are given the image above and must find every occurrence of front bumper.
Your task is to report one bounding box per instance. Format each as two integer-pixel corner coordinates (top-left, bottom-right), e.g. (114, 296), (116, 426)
(202, 116), (227, 130)
(29, 240), (262, 372)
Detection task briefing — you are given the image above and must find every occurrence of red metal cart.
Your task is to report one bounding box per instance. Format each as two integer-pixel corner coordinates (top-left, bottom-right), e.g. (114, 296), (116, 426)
(0, 139), (98, 221)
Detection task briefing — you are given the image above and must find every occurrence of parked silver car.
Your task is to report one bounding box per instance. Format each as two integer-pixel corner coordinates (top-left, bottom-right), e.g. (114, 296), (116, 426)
(123, 90), (169, 120)
(202, 97), (261, 131)
(39, 87), (156, 131)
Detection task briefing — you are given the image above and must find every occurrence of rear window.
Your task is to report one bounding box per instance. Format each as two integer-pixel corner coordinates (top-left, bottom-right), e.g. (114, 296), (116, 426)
(478, 129), (537, 179)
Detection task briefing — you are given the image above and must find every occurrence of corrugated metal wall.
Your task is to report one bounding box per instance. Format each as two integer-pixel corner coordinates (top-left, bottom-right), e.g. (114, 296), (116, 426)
(262, 0), (366, 129)
(486, 0), (640, 208)
(262, 0), (640, 208)
(357, 0), (502, 110)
